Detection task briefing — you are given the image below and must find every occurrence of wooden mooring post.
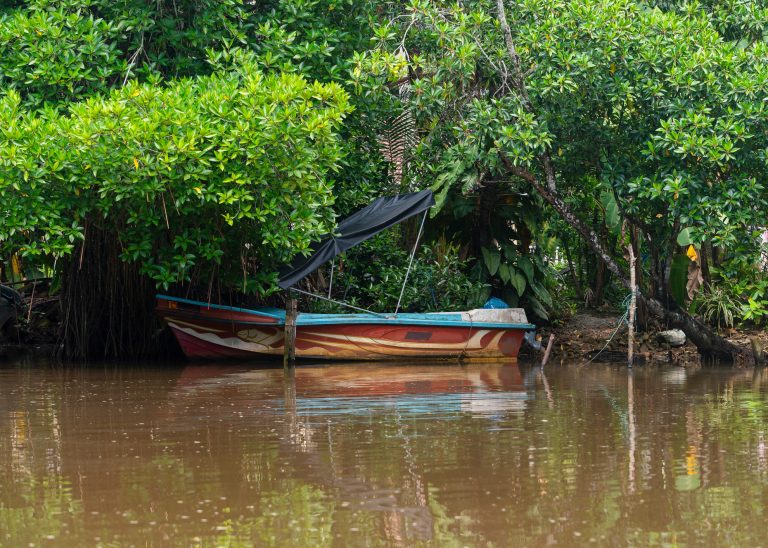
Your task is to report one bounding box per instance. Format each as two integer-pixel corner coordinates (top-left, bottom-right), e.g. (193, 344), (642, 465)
(541, 334), (555, 368)
(283, 290), (297, 368)
(627, 244), (637, 368)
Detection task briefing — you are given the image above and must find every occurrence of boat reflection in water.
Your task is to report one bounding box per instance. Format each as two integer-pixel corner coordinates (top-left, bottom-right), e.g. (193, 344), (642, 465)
(166, 362), (534, 544)
(5, 363), (768, 546)
(173, 362), (533, 416)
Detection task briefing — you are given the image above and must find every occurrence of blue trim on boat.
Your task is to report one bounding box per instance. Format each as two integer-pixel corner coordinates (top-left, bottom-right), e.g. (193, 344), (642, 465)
(157, 295), (285, 320)
(156, 294), (535, 330)
(295, 313), (534, 330)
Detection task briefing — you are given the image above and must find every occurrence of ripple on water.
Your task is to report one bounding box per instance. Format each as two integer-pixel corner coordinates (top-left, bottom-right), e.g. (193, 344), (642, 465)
(2, 363), (768, 546)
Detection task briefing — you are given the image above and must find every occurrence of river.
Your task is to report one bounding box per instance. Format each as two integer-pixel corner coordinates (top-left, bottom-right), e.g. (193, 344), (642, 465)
(1, 361), (767, 546)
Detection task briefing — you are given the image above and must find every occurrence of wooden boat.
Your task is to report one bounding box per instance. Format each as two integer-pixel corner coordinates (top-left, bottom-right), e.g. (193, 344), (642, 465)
(157, 295), (534, 361)
(157, 190), (536, 361)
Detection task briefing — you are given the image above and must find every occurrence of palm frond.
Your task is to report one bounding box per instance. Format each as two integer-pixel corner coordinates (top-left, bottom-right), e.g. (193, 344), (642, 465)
(377, 108), (417, 187)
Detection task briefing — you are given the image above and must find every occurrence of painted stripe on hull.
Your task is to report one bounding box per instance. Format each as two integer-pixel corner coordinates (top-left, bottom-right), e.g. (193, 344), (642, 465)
(167, 319), (523, 361)
(172, 327), (257, 359)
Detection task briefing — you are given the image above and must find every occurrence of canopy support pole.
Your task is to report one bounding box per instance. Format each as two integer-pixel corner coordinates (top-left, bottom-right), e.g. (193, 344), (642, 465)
(394, 211), (427, 316)
(290, 287), (388, 318)
(327, 259), (334, 299)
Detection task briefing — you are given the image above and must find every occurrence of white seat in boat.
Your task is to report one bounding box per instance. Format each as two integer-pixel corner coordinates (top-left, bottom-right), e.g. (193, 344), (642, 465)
(462, 308), (529, 324)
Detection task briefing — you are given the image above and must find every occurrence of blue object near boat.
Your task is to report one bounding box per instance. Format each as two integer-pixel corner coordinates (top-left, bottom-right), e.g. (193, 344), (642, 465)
(483, 297), (510, 309)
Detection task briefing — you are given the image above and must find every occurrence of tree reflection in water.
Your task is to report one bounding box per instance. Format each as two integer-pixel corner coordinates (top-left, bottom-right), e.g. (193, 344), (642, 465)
(1, 363), (768, 545)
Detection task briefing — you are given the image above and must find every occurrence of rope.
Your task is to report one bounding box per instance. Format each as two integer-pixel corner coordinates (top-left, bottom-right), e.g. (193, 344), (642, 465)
(290, 287), (388, 318)
(394, 211), (427, 316)
(580, 293), (634, 366)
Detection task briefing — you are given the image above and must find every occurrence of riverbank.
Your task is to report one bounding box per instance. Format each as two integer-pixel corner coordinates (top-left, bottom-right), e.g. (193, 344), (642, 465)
(2, 291), (763, 366)
(540, 311), (766, 367)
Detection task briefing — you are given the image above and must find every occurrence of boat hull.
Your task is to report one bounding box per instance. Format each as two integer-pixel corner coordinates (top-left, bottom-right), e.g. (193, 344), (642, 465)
(157, 296), (531, 361)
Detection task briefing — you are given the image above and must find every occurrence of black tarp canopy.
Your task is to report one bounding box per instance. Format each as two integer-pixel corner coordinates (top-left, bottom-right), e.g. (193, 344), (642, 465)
(278, 189), (435, 289)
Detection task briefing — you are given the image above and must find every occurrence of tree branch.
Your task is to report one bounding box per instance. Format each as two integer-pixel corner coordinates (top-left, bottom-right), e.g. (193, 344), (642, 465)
(494, 0), (744, 361)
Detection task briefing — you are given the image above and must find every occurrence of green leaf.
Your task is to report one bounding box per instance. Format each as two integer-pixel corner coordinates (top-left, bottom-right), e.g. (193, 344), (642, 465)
(531, 281), (553, 307)
(482, 247), (500, 276)
(677, 227), (694, 246)
(526, 295), (549, 320)
(517, 256), (535, 284)
(431, 175), (452, 216)
(511, 271), (526, 297)
(498, 263), (511, 283)
(600, 190), (620, 230)
(670, 254), (690, 305)
(502, 242), (518, 260)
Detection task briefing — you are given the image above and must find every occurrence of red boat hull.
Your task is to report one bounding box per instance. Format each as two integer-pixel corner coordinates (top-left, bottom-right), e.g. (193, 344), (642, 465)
(158, 298), (527, 361)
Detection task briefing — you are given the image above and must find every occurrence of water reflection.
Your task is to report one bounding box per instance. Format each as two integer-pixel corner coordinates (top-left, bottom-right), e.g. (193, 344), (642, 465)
(1, 363), (768, 545)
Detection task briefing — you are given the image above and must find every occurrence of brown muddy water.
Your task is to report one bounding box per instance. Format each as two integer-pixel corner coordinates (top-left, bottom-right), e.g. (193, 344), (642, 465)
(1, 361), (767, 547)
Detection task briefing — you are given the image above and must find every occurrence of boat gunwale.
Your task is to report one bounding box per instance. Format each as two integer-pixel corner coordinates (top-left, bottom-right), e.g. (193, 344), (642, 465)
(157, 295), (285, 319)
(157, 295), (536, 331)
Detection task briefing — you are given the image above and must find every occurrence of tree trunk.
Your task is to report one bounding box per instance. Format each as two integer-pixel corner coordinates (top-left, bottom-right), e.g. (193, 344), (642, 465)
(700, 242), (711, 287)
(628, 244), (636, 367)
(501, 158), (745, 361)
(630, 227), (649, 330)
(59, 224), (173, 359)
(563, 239), (583, 301)
(495, 0), (746, 362)
(593, 259), (606, 307)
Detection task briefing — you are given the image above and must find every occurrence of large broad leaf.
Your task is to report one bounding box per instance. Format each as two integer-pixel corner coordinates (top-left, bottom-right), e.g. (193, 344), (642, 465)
(526, 295), (549, 321)
(517, 256), (535, 284)
(431, 175), (452, 216)
(430, 160), (464, 216)
(481, 247), (501, 276)
(511, 271), (526, 297)
(600, 190), (620, 230)
(677, 227), (694, 246)
(498, 263), (511, 283)
(531, 281), (553, 307)
(670, 254), (690, 305)
(502, 242), (518, 261)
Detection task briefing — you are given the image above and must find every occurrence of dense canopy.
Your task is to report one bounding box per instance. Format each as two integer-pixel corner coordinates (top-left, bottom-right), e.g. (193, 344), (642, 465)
(1, 0), (766, 359)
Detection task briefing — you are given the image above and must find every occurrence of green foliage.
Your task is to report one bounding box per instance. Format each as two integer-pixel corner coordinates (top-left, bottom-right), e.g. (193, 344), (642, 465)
(741, 295), (768, 325)
(98, 0), (251, 77)
(730, 277), (768, 326)
(650, 0), (768, 43)
(669, 254), (692, 306)
(0, 0), (251, 108)
(481, 244), (553, 320)
(693, 285), (741, 330)
(695, 258), (768, 327)
(600, 189), (620, 231)
(0, 63), (351, 294)
(314, 232), (489, 313)
(356, 0), (768, 313)
(0, 4), (124, 106)
(250, 0), (374, 82)
(243, 0), (397, 216)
